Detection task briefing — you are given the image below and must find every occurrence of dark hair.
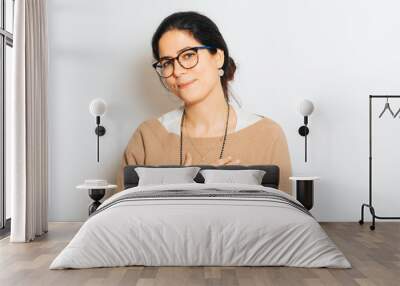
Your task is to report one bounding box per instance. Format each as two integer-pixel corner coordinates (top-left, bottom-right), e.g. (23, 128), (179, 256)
(151, 11), (237, 103)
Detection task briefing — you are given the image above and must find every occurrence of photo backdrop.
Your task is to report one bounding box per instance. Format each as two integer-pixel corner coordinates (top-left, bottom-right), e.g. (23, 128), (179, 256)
(47, 0), (400, 221)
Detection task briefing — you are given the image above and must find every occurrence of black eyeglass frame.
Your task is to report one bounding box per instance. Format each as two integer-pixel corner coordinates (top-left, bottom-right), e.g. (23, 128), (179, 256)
(152, 45), (216, 78)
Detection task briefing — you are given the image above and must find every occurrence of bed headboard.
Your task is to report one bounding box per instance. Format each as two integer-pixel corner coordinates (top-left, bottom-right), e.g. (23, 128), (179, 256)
(124, 165), (280, 189)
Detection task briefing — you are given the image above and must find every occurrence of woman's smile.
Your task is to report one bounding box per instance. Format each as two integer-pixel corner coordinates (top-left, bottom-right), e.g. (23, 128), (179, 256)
(178, 79), (197, 89)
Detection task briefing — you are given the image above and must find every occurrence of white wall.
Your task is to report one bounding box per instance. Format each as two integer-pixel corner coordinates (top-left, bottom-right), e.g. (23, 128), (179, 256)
(47, 0), (400, 222)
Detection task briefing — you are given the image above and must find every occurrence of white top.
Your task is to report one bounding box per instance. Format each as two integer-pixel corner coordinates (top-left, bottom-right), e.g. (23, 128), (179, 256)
(76, 184), (117, 190)
(289, 177), (320, 181)
(157, 104), (264, 135)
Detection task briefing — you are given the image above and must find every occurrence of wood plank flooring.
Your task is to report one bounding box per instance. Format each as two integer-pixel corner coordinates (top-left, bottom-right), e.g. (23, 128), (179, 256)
(0, 222), (399, 286)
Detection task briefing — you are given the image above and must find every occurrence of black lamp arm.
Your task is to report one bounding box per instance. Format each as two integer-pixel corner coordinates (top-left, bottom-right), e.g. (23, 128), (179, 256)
(94, 116), (106, 162)
(298, 115), (310, 162)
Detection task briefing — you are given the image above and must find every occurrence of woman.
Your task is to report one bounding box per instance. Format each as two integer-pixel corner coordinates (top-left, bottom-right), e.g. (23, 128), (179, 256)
(116, 11), (292, 194)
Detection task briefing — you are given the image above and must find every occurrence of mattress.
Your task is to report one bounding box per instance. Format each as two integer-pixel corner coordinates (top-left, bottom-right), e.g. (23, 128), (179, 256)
(49, 183), (351, 269)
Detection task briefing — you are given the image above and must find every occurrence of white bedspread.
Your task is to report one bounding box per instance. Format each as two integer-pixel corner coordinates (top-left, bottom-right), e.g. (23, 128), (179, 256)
(49, 183), (351, 269)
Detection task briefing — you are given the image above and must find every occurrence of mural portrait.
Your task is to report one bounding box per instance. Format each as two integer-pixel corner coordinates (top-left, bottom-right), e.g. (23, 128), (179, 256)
(116, 11), (292, 194)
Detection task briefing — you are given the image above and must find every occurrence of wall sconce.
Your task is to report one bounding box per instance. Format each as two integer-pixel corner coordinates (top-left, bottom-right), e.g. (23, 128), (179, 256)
(298, 99), (314, 162)
(89, 98), (107, 162)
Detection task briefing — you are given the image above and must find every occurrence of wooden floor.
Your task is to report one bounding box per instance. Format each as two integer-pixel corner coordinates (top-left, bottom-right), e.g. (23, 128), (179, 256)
(0, 222), (399, 286)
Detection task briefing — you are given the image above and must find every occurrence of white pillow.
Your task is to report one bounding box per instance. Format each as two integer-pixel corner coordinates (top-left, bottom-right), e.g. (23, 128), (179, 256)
(135, 167), (201, 186)
(200, 169), (266, 185)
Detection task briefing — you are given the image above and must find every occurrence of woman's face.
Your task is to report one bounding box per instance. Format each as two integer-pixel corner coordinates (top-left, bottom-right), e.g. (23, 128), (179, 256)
(157, 29), (224, 105)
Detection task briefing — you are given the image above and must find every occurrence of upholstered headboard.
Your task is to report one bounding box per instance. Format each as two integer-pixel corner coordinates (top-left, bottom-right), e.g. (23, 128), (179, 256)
(124, 165), (280, 189)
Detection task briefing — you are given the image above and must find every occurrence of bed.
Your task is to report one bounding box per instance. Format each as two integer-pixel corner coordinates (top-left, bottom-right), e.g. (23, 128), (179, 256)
(49, 164), (351, 269)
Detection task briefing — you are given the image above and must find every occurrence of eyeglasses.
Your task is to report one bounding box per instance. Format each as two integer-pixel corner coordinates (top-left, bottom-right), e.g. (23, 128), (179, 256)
(152, 45), (216, 78)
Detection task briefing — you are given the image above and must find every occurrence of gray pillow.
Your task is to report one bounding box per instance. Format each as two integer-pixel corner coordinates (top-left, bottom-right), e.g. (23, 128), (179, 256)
(200, 169), (266, 185)
(135, 167), (201, 186)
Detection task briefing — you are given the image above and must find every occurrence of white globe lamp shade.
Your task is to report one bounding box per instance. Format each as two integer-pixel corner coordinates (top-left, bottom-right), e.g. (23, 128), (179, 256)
(89, 98), (107, 117)
(298, 99), (314, 116)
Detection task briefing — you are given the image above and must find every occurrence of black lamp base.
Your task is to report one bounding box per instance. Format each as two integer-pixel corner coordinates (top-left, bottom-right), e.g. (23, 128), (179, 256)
(95, 126), (106, 136)
(298, 126), (309, 136)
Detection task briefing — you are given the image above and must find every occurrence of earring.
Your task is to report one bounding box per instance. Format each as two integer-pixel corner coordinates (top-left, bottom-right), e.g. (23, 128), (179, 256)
(218, 68), (224, 77)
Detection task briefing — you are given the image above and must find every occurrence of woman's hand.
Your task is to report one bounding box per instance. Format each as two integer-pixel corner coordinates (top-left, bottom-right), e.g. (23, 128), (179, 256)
(183, 152), (193, 166)
(183, 152), (241, 166)
(213, 155), (241, 166)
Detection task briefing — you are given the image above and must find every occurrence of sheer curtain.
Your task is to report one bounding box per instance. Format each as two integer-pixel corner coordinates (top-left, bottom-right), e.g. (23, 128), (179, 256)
(9, 0), (48, 242)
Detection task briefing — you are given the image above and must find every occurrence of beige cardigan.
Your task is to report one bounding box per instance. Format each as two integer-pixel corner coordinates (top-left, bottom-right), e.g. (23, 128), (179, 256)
(115, 107), (292, 195)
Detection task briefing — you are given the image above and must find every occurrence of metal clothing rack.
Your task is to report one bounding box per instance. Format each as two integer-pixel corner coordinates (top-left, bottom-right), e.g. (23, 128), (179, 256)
(359, 95), (400, 230)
